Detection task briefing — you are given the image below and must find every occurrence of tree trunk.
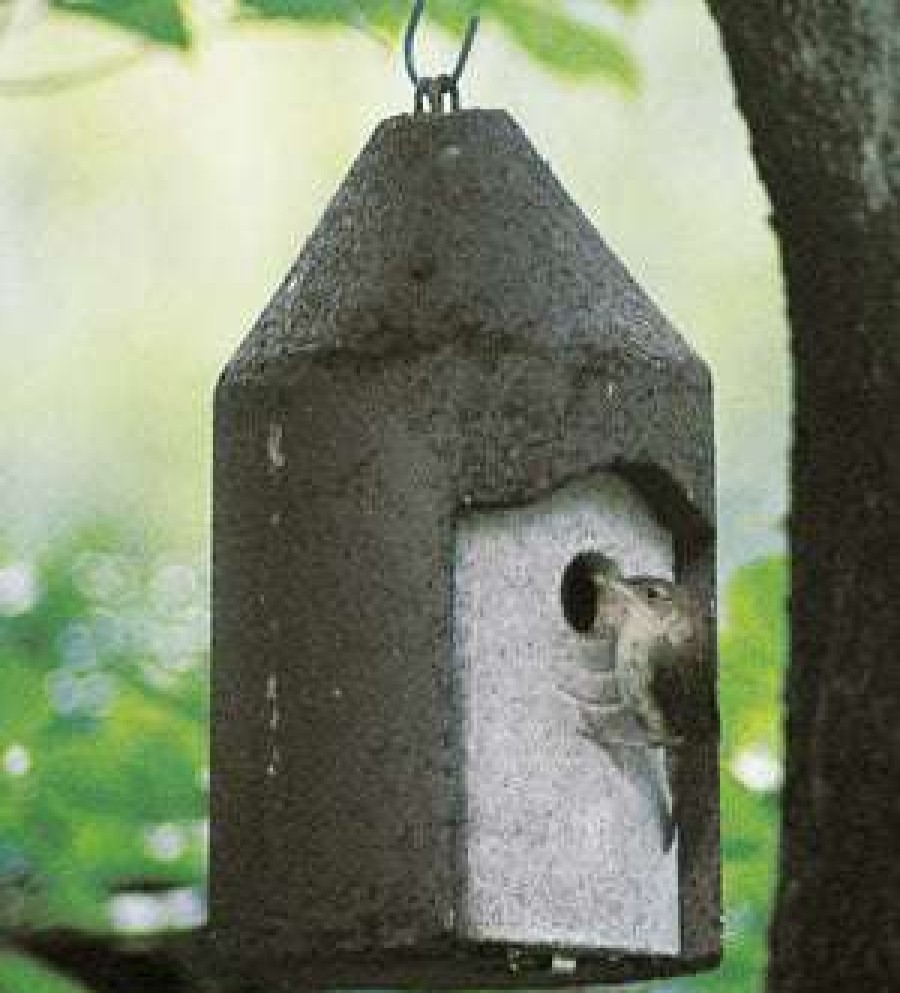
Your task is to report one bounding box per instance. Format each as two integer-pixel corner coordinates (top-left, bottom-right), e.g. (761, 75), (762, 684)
(704, 4), (900, 990)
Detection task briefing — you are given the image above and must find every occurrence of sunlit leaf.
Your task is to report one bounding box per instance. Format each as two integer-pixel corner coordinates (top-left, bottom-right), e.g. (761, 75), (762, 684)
(50, 0), (192, 49)
(719, 555), (787, 757)
(237, 0), (406, 38)
(236, 0), (638, 87)
(483, 0), (638, 87)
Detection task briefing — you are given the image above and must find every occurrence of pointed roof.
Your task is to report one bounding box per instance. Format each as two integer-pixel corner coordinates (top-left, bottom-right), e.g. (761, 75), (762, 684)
(223, 110), (702, 383)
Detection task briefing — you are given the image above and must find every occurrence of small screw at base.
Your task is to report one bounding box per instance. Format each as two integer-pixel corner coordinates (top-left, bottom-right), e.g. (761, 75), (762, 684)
(551, 954), (577, 976)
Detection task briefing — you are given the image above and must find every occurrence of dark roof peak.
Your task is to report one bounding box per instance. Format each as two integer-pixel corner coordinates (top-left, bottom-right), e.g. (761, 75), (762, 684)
(225, 109), (701, 383)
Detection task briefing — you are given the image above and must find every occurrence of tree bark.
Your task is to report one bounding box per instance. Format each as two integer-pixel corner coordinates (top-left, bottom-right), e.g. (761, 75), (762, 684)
(704, 4), (900, 990)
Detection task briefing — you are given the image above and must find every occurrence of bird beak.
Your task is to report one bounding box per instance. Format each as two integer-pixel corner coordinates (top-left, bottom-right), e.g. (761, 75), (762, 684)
(591, 571), (628, 598)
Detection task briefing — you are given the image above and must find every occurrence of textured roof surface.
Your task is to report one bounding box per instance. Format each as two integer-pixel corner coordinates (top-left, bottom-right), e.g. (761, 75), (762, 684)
(224, 109), (700, 382)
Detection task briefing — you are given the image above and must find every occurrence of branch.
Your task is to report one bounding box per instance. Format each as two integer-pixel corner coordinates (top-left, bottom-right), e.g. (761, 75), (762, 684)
(3, 926), (206, 993)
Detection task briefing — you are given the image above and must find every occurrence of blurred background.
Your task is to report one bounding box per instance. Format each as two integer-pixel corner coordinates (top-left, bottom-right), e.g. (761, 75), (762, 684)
(0, 1), (786, 990)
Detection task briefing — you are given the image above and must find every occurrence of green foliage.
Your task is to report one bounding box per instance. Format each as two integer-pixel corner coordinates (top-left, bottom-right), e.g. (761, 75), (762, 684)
(0, 525), (207, 936)
(719, 556), (786, 759)
(237, 0), (406, 30)
(24, 0), (640, 87)
(49, 0), (192, 48)
(240, 0), (641, 87)
(482, 0), (638, 86)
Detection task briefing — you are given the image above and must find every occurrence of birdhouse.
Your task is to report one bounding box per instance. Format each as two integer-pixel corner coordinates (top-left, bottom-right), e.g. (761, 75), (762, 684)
(210, 107), (719, 987)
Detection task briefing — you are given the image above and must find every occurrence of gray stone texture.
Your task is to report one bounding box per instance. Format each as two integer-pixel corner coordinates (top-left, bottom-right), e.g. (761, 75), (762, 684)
(210, 108), (718, 986)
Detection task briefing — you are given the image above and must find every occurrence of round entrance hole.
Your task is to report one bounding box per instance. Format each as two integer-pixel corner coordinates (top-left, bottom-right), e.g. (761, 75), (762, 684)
(560, 551), (620, 634)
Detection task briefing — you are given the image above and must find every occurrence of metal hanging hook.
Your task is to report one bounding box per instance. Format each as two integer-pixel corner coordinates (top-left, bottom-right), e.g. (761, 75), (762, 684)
(404, 0), (479, 114)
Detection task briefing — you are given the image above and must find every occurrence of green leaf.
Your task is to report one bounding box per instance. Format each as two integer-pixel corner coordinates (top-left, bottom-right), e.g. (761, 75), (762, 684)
(719, 555), (787, 757)
(0, 952), (91, 993)
(237, 0), (638, 88)
(602, 0), (643, 14)
(50, 0), (192, 49)
(237, 0), (405, 35)
(484, 0), (638, 87)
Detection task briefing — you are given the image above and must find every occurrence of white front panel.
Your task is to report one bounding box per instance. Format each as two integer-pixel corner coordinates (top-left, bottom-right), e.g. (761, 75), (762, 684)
(454, 472), (679, 955)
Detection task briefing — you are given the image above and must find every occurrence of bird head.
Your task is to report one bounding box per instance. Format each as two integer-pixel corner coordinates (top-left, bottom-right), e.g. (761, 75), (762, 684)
(619, 576), (698, 646)
(561, 552), (713, 746)
(624, 575), (710, 743)
(561, 553), (700, 648)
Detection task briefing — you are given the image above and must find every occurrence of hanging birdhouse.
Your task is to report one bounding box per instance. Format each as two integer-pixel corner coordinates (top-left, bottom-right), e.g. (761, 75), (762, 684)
(210, 9), (719, 987)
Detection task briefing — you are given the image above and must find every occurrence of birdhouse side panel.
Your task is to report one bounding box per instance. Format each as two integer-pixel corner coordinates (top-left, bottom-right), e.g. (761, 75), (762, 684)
(210, 368), (461, 957)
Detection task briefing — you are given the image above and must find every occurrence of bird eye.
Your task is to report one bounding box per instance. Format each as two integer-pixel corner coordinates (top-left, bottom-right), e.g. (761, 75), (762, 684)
(644, 582), (669, 602)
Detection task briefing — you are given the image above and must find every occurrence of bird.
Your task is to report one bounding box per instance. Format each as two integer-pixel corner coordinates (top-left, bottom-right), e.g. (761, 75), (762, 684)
(559, 552), (711, 850)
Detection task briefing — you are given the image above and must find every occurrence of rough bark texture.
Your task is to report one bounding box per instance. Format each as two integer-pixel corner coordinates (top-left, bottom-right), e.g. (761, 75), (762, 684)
(705, 4), (900, 991)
